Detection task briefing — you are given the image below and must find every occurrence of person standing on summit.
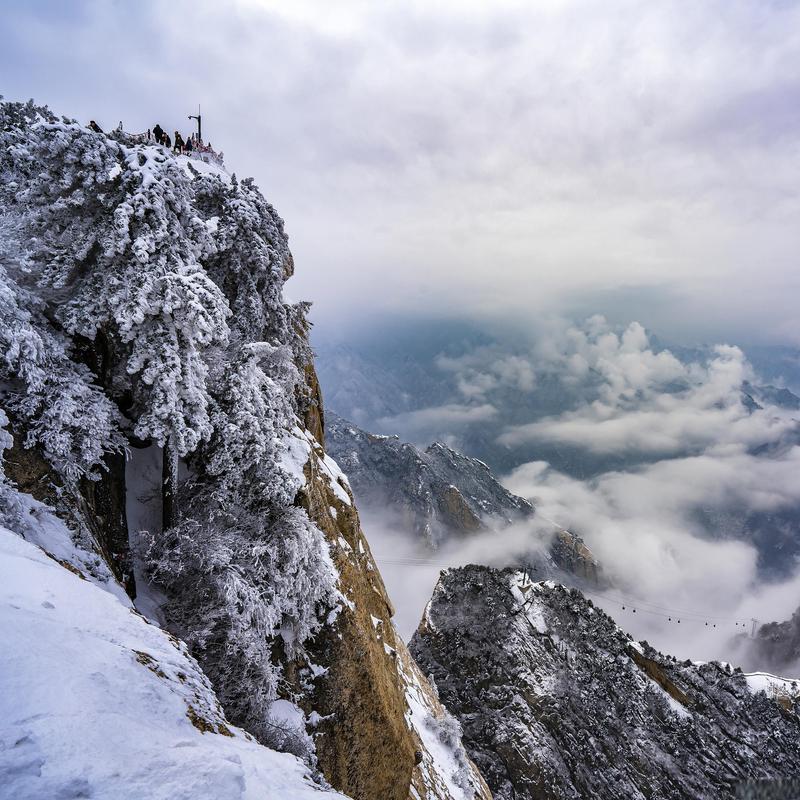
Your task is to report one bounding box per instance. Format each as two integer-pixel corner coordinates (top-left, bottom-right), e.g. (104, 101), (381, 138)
(152, 123), (164, 144)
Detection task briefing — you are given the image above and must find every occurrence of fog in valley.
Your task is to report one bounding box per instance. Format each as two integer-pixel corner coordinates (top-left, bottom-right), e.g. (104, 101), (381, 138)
(321, 315), (800, 672)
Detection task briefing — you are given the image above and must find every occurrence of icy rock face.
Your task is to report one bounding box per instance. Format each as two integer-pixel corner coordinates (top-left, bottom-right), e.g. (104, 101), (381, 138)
(411, 566), (800, 800)
(326, 412), (532, 546)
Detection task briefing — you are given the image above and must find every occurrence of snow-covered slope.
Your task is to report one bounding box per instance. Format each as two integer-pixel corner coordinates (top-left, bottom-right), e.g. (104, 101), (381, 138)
(0, 523), (349, 800)
(411, 566), (800, 800)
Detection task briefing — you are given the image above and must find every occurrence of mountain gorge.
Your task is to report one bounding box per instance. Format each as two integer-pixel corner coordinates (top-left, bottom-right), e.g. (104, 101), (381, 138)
(316, 323), (800, 579)
(326, 412), (602, 587)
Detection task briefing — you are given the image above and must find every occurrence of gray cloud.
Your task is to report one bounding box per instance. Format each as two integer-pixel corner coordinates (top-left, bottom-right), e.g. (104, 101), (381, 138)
(357, 315), (800, 664)
(377, 402), (498, 437)
(4, 1), (800, 343)
(436, 348), (536, 400)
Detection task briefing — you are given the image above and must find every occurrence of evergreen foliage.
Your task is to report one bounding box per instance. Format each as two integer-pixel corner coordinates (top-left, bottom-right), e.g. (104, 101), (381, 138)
(0, 98), (340, 752)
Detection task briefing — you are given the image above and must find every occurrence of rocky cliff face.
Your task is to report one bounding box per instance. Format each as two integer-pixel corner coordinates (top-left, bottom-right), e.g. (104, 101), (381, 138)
(287, 404), (491, 800)
(411, 566), (800, 800)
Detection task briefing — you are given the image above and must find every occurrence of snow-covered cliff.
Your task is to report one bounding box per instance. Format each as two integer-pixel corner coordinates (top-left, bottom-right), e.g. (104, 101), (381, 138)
(0, 98), (489, 800)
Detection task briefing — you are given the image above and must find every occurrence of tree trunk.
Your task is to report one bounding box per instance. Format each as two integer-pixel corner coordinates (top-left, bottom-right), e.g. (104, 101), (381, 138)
(162, 438), (179, 531)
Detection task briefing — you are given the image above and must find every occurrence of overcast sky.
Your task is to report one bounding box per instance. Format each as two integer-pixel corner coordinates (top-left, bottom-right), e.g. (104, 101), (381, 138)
(4, 0), (800, 344)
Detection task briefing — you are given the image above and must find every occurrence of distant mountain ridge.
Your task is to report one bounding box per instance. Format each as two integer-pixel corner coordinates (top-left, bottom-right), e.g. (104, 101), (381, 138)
(327, 411), (532, 545)
(326, 413), (603, 586)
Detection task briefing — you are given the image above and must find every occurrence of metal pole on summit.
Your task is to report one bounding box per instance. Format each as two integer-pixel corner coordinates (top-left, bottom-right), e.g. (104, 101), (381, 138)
(188, 104), (202, 142)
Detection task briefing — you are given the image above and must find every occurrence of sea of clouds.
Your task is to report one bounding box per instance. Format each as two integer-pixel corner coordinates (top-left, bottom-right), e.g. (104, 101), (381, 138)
(364, 317), (800, 670)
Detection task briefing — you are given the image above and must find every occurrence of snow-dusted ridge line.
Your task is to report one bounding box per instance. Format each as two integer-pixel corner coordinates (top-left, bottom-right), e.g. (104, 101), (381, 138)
(412, 565), (800, 800)
(0, 524), (350, 800)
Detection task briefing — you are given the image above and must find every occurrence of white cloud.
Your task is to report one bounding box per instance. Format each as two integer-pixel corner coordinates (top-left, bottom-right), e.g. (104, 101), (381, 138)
(499, 321), (797, 454)
(4, 1), (800, 342)
(503, 450), (800, 663)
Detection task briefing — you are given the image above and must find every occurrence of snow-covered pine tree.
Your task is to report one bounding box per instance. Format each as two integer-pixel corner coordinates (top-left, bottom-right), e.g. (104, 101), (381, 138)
(0, 99), (340, 760)
(2, 102), (231, 523)
(143, 173), (340, 744)
(0, 252), (121, 485)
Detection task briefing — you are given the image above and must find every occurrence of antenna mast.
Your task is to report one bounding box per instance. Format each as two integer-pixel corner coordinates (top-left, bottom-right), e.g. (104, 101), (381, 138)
(188, 104), (202, 142)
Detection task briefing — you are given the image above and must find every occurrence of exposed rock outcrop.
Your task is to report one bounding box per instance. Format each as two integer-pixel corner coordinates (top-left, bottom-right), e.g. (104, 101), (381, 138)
(291, 413), (491, 800)
(411, 566), (800, 800)
(548, 529), (601, 585)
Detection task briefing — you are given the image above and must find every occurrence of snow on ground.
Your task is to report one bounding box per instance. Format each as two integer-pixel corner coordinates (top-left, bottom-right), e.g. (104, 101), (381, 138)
(397, 646), (482, 800)
(744, 671), (800, 700)
(318, 450), (352, 507)
(280, 425), (313, 488)
(5, 488), (130, 606)
(0, 525), (350, 800)
(177, 153), (230, 182)
(280, 426), (352, 506)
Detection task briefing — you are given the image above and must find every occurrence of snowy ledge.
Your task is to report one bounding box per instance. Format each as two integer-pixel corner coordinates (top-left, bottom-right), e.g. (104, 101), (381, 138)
(0, 526), (349, 800)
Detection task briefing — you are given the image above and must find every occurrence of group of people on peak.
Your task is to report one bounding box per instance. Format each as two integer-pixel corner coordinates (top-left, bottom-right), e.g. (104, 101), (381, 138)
(86, 118), (220, 162)
(150, 123), (205, 154)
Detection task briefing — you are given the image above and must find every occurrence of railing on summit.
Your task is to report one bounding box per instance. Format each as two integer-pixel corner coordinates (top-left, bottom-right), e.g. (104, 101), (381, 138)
(115, 127), (225, 168)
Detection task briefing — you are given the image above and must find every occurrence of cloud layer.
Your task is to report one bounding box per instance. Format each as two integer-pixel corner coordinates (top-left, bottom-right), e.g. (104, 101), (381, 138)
(499, 320), (797, 455)
(4, 1), (800, 342)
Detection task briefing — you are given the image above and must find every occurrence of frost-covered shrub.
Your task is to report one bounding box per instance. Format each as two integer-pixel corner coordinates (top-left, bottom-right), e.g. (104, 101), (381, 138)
(145, 505), (339, 741)
(0, 409), (27, 533)
(0, 98), (341, 759)
(194, 172), (289, 342)
(261, 712), (315, 763)
(424, 709), (476, 797)
(204, 341), (300, 507)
